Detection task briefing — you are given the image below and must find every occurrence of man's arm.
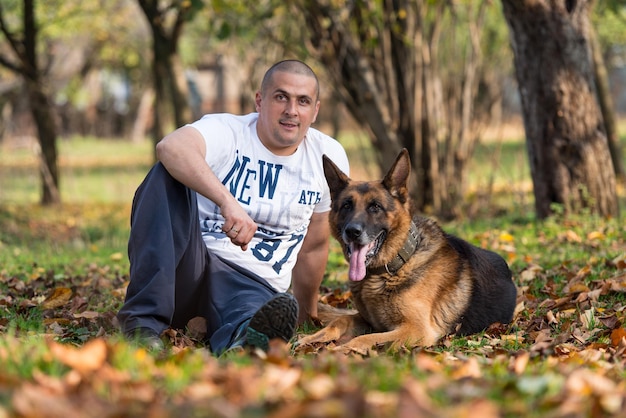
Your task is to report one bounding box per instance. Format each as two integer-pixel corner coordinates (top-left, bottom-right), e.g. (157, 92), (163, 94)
(156, 126), (257, 250)
(292, 211), (330, 324)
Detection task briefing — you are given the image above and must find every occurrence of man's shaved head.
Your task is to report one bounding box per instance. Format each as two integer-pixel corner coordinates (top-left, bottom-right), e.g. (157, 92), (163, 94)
(260, 60), (320, 100)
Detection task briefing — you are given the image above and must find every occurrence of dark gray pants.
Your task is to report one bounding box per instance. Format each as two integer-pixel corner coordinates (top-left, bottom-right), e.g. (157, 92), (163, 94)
(116, 163), (277, 353)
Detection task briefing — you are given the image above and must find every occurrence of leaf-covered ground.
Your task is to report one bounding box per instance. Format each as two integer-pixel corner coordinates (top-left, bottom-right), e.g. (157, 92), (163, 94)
(1, 202), (626, 417)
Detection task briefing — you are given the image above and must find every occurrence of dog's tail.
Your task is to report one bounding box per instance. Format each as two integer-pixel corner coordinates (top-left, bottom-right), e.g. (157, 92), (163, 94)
(316, 302), (358, 324)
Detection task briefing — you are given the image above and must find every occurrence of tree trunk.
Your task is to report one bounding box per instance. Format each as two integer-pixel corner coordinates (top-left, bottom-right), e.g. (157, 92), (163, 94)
(298, 0), (493, 216)
(0, 0), (61, 205)
(27, 79), (60, 205)
(589, 24), (625, 181)
(501, 0), (618, 219)
(151, 32), (168, 156)
(138, 0), (192, 156)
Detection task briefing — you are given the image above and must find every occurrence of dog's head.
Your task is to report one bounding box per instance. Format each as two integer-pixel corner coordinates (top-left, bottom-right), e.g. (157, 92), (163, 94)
(323, 149), (413, 281)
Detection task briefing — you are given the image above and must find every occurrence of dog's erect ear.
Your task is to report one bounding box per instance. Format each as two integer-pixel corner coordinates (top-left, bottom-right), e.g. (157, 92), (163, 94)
(323, 155), (350, 198)
(382, 148), (410, 201)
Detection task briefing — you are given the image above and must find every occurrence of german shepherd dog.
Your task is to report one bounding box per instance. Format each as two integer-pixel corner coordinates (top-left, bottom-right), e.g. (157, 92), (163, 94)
(298, 149), (517, 353)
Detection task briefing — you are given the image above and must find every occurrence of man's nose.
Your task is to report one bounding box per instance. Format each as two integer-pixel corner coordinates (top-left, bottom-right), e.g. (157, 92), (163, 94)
(284, 99), (297, 115)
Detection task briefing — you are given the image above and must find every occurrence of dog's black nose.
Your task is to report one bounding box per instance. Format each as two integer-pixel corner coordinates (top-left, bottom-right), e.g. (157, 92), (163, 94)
(344, 223), (363, 240)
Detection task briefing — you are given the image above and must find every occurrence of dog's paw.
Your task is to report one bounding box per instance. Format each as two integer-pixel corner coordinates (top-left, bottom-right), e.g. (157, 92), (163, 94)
(332, 342), (371, 356)
(295, 325), (349, 353)
(331, 344), (370, 356)
(297, 330), (335, 347)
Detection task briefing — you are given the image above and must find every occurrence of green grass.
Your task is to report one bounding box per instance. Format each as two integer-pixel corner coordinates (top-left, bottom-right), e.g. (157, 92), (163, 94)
(1, 132), (626, 416)
(0, 136), (153, 203)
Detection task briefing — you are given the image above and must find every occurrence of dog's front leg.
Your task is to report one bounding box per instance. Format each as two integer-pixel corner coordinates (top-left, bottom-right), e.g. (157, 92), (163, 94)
(297, 313), (365, 347)
(335, 325), (440, 355)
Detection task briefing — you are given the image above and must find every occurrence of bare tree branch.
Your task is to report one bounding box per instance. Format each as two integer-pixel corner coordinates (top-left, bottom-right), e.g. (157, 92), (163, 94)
(0, 53), (22, 73)
(0, 2), (26, 65)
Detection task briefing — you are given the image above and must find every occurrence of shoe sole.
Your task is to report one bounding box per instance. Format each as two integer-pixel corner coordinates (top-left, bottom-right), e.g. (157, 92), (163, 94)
(247, 293), (298, 351)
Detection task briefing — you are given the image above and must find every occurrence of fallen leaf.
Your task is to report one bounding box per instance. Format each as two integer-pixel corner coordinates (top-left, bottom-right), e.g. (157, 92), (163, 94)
(260, 365), (301, 403)
(607, 273), (626, 292)
(265, 338), (292, 366)
(500, 334), (525, 344)
(566, 282), (590, 295)
(598, 314), (620, 329)
(41, 287), (73, 309)
(414, 352), (443, 373)
(12, 382), (82, 418)
(499, 232), (514, 242)
(610, 328), (626, 347)
(566, 369), (616, 398)
(579, 308), (595, 330)
(609, 253), (625, 269)
(511, 351), (530, 375)
(519, 264), (543, 282)
(452, 357), (482, 380)
(109, 252), (124, 261)
(183, 381), (221, 401)
(560, 230), (582, 243)
(301, 374), (336, 400)
(546, 310), (558, 325)
(587, 231), (605, 241)
(73, 311), (100, 319)
(398, 379), (435, 417)
(450, 398), (501, 418)
(48, 338), (108, 374)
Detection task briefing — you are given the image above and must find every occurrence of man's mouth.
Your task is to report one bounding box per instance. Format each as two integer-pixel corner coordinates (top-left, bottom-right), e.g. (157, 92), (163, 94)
(279, 119), (299, 128)
(345, 231), (386, 281)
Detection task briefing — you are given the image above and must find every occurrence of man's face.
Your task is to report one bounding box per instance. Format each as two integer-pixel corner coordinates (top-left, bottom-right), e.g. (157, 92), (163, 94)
(255, 70), (320, 156)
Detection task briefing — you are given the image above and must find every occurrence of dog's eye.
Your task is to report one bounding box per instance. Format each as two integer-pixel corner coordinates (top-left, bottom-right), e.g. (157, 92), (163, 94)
(368, 202), (383, 213)
(341, 200), (353, 211)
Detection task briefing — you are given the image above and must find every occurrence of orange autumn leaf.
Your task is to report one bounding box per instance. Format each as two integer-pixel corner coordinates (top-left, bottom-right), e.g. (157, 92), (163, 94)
(607, 273), (626, 292)
(452, 357), (482, 380)
(567, 282), (591, 295)
(562, 230), (582, 243)
(610, 328), (626, 347)
(41, 287), (73, 309)
(48, 338), (108, 374)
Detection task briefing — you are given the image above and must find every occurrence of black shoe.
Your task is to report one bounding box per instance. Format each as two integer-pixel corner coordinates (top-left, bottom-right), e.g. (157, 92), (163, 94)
(125, 327), (165, 351)
(247, 293), (298, 352)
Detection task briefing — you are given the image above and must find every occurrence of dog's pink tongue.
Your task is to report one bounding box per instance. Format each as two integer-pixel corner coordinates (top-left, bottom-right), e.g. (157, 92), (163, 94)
(348, 243), (370, 281)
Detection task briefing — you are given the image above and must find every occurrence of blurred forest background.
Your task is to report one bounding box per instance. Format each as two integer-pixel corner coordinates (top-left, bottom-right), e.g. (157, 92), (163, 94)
(0, 0), (625, 218)
(2, 5), (626, 414)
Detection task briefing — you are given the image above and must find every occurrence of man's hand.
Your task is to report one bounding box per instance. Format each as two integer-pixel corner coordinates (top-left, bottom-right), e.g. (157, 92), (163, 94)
(220, 198), (257, 251)
(156, 126), (257, 251)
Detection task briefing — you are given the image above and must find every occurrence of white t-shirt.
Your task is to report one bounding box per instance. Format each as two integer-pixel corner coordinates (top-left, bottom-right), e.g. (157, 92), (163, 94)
(188, 113), (349, 292)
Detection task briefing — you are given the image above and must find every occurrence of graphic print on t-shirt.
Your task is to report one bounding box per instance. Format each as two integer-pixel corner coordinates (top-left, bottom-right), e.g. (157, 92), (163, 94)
(222, 154), (283, 203)
(190, 112), (348, 292)
(199, 148), (321, 280)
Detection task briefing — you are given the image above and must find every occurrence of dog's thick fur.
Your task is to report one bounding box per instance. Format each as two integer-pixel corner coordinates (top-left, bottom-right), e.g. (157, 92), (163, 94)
(298, 149), (517, 353)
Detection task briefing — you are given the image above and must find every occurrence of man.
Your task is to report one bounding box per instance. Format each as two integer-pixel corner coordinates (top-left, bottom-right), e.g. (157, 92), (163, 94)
(117, 60), (349, 354)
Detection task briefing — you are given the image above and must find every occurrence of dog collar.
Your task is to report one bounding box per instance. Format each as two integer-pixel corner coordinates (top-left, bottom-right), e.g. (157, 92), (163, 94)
(370, 221), (420, 276)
